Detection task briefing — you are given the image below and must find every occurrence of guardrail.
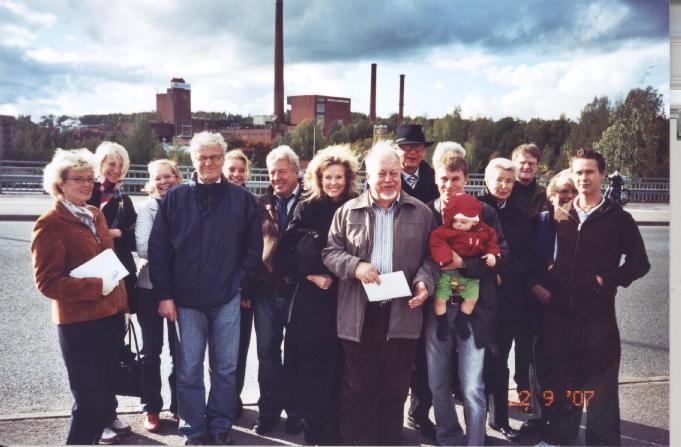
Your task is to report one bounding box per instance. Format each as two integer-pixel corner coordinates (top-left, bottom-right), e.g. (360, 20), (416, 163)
(0, 161), (669, 202)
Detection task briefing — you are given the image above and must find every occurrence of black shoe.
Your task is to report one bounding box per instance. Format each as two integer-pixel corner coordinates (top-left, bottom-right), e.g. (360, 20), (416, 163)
(184, 437), (204, 445)
(285, 415), (305, 434)
(489, 423), (521, 442)
(253, 416), (279, 435)
(519, 418), (545, 435)
(235, 398), (243, 420)
(212, 431), (234, 445)
(406, 415), (437, 441)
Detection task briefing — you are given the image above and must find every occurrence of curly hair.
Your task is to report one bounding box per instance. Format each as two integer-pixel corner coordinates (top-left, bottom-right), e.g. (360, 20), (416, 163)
(302, 144), (359, 201)
(43, 148), (96, 199)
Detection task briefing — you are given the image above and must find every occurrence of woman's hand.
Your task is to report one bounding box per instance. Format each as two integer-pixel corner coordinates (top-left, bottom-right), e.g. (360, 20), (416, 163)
(109, 228), (122, 239)
(158, 299), (177, 321)
(306, 274), (333, 290)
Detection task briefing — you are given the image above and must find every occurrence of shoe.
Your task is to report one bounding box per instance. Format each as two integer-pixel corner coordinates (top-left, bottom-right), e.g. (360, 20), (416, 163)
(144, 413), (161, 433)
(212, 431), (234, 445)
(99, 428), (119, 445)
(184, 436), (204, 445)
(236, 397), (244, 419)
(109, 418), (131, 435)
(489, 423), (521, 442)
(171, 414), (180, 425)
(253, 416), (279, 435)
(534, 441), (559, 447)
(285, 415), (305, 434)
(406, 415), (437, 441)
(519, 418), (545, 435)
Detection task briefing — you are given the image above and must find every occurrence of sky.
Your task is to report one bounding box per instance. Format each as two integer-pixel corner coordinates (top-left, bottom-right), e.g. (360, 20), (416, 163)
(0, 0), (670, 122)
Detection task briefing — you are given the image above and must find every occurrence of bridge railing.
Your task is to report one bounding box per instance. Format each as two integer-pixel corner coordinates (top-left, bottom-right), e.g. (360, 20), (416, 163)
(0, 161), (669, 202)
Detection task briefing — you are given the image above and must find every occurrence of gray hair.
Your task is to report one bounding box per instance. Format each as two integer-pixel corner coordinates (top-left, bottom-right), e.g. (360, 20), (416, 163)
(189, 131), (227, 157)
(266, 145), (299, 171)
(432, 141), (466, 170)
(484, 157), (518, 182)
(94, 141), (130, 178)
(364, 140), (401, 176)
(547, 169), (575, 198)
(43, 148), (96, 199)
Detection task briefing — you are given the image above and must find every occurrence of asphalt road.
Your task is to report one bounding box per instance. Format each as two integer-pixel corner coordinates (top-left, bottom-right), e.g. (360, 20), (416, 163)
(0, 223), (668, 417)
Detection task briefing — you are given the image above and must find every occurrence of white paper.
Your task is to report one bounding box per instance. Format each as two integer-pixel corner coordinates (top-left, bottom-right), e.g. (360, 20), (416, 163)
(362, 271), (412, 302)
(69, 248), (130, 282)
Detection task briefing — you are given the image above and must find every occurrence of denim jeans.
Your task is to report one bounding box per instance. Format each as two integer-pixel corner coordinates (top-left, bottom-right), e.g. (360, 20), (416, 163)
(252, 295), (294, 419)
(136, 288), (177, 415)
(425, 303), (486, 446)
(175, 296), (240, 441)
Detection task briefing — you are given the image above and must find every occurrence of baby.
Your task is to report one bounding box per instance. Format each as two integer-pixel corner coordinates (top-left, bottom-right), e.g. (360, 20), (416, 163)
(429, 193), (500, 341)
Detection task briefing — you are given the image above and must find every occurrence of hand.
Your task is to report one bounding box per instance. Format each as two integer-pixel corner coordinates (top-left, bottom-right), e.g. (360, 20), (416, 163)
(355, 262), (381, 284)
(101, 272), (118, 296)
(158, 299), (177, 321)
(482, 254), (497, 267)
(109, 228), (122, 238)
(240, 298), (252, 309)
(408, 281), (428, 309)
(496, 274), (502, 286)
(441, 250), (464, 270)
(531, 284), (551, 305)
(306, 274), (333, 290)
(595, 275), (604, 286)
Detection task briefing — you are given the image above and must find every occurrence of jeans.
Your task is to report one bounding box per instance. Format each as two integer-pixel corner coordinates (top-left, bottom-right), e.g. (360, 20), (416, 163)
(58, 312), (124, 445)
(136, 288), (177, 415)
(175, 297), (240, 441)
(425, 303), (486, 446)
(252, 295), (294, 419)
(236, 305), (253, 409)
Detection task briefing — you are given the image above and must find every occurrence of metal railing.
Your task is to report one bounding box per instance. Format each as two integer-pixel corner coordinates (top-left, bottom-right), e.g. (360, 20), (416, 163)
(0, 161), (669, 202)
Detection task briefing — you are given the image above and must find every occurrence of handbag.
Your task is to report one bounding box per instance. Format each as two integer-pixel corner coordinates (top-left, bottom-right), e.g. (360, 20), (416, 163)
(114, 319), (145, 397)
(293, 229), (324, 275)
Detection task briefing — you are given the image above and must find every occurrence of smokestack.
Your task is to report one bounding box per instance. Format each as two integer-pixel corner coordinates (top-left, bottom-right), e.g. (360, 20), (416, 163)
(369, 63), (377, 123)
(398, 74), (405, 127)
(273, 0), (284, 124)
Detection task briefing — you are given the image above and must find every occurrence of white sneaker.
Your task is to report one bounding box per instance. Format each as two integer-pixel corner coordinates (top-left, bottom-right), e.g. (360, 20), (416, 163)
(110, 418), (131, 434)
(534, 441), (559, 447)
(99, 428), (119, 445)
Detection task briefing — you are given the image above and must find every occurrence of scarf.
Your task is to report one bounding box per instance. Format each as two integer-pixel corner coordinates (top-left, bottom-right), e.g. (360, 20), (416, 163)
(99, 178), (122, 209)
(61, 199), (97, 235)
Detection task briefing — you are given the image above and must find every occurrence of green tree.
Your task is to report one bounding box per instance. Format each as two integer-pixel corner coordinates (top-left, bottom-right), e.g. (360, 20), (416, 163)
(286, 119), (325, 160)
(124, 116), (164, 164)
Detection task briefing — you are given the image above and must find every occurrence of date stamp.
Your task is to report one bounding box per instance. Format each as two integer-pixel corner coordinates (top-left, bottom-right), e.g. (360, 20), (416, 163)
(509, 389), (595, 407)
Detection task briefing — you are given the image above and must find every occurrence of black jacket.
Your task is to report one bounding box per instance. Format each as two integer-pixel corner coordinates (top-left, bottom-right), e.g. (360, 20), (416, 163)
(428, 197), (508, 349)
(402, 160), (439, 204)
(509, 179), (548, 219)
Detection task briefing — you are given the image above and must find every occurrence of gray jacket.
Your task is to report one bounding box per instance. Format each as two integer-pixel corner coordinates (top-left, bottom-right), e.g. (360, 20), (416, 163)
(135, 197), (158, 290)
(322, 191), (439, 342)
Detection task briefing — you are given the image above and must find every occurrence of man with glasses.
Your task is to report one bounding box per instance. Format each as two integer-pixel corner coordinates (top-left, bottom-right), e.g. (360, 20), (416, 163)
(150, 131), (262, 445)
(394, 123), (438, 440)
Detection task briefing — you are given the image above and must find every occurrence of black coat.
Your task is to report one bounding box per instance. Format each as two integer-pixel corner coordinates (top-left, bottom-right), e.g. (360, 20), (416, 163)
(428, 197), (508, 349)
(402, 160), (439, 204)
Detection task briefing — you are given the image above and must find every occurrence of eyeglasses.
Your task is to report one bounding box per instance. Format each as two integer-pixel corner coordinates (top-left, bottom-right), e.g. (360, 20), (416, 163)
(195, 154), (224, 164)
(65, 177), (95, 184)
(399, 145), (425, 153)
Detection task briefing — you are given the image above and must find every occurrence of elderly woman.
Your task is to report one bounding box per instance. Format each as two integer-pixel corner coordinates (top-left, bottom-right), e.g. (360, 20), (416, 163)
(31, 149), (128, 445)
(135, 159), (183, 432)
(480, 158), (535, 441)
(424, 142), (508, 446)
(222, 149), (254, 419)
(279, 144), (359, 445)
(86, 141), (136, 442)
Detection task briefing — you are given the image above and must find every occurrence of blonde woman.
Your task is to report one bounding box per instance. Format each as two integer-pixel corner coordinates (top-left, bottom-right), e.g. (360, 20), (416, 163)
(31, 148), (128, 444)
(223, 149), (250, 187)
(279, 144), (359, 445)
(135, 159), (182, 432)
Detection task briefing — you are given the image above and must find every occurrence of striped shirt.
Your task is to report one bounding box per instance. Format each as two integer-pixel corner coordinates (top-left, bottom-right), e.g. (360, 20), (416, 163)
(370, 197), (399, 274)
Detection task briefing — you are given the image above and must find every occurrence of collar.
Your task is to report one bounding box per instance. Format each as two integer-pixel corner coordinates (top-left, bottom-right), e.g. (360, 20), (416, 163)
(275, 184), (300, 201)
(368, 190), (400, 210)
(196, 175), (222, 184)
(402, 166), (420, 180)
(574, 195), (605, 214)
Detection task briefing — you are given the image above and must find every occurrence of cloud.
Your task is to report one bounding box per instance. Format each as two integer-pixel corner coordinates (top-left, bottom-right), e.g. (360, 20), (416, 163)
(0, 0), (56, 27)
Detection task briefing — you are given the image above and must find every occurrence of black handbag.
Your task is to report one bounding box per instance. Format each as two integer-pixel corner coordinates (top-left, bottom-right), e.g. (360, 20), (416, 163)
(114, 319), (145, 397)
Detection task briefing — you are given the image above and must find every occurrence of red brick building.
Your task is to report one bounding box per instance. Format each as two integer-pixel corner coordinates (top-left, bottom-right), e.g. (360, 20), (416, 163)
(287, 95), (351, 136)
(156, 78), (192, 137)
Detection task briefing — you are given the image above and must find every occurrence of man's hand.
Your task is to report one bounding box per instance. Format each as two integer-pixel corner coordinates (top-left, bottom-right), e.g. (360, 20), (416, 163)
(408, 281), (428, 309)
(240, 298), (252, 309)
(307, 274), (333, 290)
(158, 299), (177, 321)
(531, 284), (551, 305)
(355, 262), (381, 284)
(441, 250), (464, 270)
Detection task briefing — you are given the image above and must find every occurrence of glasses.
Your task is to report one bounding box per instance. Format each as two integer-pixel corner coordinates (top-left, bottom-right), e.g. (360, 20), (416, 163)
(399, 145), (425, 153)
(65, 177), (95, 184)
(195, 154), (224, 164)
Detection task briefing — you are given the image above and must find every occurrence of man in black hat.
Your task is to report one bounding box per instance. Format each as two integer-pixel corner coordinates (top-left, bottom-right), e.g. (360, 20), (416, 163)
(395, 123), (438, 440)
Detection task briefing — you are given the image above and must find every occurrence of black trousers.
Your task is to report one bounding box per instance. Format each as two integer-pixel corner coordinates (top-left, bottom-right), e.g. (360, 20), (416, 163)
(58, 312), (125, 445)
(408, 307), (433, 423)
(236, 305), (253, 408)
(542, 309), (622, 446)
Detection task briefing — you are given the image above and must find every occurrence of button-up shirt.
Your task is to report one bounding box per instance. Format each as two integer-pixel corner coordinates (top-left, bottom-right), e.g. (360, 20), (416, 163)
(369, 195), (400, 274)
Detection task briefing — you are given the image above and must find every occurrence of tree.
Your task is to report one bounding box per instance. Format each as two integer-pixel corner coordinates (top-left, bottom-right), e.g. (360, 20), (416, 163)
(124, 116), (164, 164)
(286, 119), (325, 161)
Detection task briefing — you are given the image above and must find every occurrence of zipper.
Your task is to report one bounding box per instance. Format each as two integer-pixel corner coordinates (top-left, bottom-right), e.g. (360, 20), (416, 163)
(567, 221), (582, 313)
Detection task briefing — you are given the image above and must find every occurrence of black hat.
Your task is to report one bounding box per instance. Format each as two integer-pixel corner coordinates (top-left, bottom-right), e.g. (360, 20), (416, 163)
(394, 124), (434, 147)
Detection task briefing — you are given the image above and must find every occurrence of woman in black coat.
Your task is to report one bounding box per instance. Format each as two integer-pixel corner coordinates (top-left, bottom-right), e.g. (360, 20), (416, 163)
(279, 144), (359, 445)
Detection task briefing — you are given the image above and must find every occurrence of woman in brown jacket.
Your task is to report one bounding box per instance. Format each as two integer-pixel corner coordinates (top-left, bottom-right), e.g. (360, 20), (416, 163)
(31, 148), (128, 445)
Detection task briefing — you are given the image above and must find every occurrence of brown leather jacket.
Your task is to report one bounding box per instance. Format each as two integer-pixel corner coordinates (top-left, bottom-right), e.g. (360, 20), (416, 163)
(31, 201), (127, 324)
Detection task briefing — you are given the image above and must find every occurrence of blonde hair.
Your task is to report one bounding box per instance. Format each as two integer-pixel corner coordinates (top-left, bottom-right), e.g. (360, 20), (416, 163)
(223, 149), (251, 180)
(546, 169), (575, 198)
(142, 159), (183, 195)
(303, 144), (359, 201)
(43, 148), (96, 199)
(94, 141), (130, 178)
(432, 141), (466, 169)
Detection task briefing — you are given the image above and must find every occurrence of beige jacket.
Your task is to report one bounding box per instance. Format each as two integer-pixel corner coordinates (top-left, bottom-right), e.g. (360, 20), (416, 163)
(322, 191), (438, 342)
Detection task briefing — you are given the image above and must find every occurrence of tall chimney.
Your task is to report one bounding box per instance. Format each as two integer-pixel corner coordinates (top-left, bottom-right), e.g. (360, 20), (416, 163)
(273, 0), (284, 124)
(398, 74), (405, 127)
(369, 63), (377, 123)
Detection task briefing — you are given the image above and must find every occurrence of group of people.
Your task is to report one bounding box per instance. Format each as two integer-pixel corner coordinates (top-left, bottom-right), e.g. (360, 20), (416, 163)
(31, 123), (649, 446)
